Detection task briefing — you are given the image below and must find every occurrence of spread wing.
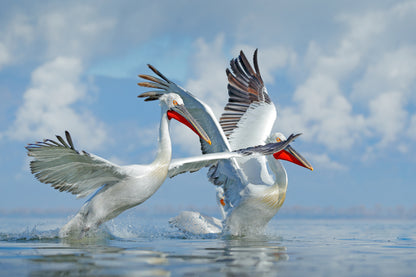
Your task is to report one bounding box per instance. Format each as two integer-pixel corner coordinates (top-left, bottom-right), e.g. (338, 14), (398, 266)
(138, 65), (231, 155)
(219, 49), (277, 150)
(168, 134), (300, 178)
(26, 131), (128, 198)
(168, 152), (245, 178)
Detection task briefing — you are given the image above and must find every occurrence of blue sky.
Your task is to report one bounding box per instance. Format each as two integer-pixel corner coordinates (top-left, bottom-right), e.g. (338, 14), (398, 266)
(1, 0), (415, 215)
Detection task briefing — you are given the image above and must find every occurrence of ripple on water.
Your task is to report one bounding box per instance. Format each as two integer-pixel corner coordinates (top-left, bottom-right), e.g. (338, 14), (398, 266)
(1, 216), (416, 276)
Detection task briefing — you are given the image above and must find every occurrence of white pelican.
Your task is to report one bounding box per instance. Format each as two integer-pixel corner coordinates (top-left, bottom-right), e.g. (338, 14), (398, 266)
(26, 92), (297, 238)
(26, 93), (212, 237)
(138, 50), (313, 235)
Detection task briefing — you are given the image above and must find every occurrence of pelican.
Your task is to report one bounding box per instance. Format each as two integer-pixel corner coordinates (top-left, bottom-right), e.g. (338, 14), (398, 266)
(138, 49), (313, 235)
(26, 92), (297, 238)
(26, 93), (212, 237)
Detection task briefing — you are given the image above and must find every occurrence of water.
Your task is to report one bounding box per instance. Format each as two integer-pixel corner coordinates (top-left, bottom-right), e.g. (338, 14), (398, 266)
(1, 212), (415, 276)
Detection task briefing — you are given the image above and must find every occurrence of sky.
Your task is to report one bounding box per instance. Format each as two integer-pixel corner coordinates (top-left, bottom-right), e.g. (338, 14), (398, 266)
(1, 0), (415, 216)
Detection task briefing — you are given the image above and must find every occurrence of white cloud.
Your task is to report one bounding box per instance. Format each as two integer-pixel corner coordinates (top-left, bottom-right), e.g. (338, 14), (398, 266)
(307, 153), (347, 171)
(232, 44), (298, 84)
(353, 46), (416, 101)
(0, 13), (34, 68)
(274, 8), (387, 152)
(367, 91), (407, 147)
(0, 3), (117, 69)
(0, 3), (119, 153)
(37, 5), (116, 60)
(185, 34), (229, 118)
(5, 57), (107, 150)
(278, 1), (416, 156)
(279, 74), (365, 150)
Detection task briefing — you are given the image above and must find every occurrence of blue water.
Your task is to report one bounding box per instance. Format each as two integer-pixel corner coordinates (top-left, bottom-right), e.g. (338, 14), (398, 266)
(1, 212), (415, 276)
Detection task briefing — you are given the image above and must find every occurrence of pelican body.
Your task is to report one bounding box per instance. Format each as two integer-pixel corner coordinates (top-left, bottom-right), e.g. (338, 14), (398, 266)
(139, 50), (313, 236)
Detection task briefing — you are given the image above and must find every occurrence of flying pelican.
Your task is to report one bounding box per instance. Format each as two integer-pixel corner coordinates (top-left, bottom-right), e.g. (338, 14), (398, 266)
(138, 49), (313, 235)
(26, 92), (297, 238)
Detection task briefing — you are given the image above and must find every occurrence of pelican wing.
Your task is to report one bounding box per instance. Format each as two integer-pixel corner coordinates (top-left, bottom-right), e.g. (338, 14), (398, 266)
(26, 131), (128, 198)
(220, 49), (277, 150)
(138, 65), (230, 155)
(138, 65), (246, 205)
(168, 135), (299, 178)
(168, 152), (245, 178)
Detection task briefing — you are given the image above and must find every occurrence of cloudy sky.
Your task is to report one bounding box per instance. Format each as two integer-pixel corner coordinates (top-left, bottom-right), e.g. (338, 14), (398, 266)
(1, 0), (415, 215)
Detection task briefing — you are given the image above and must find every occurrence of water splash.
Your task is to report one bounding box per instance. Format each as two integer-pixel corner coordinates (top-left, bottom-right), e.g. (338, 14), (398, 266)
(0, 212), (279, 242)
(0, 225), (60, 241)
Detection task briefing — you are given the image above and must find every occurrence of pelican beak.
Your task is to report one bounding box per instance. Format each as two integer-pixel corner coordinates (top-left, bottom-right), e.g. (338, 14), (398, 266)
(167, 104), (212, 145)
(273, 145), (313, 171)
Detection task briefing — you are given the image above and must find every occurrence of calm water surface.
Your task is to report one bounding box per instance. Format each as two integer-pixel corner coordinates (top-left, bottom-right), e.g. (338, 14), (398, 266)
(0, 213), (415, 276)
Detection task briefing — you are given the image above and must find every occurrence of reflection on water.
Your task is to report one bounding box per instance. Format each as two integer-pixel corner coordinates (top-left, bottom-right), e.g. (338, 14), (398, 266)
(1, 215), (415, 276)
(21, 234), (289, 276)
(28, 244), (171, 276)
(169, 238), (289, 276)
(25, 237), (289, 276)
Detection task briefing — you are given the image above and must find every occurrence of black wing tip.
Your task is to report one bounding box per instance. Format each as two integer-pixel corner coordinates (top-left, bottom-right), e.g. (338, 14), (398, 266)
(233, 133), (303, 156)
(137, 65), (171, 92)
(56, 134), (69, 148)
(252, 49), (262, 81)
(288, 133), (302, 141)
(65, 131), (75, 150)
(252, 48), (259, 60)
(25, 131), (80, 152)
(147, 64), (171, 83)
(228, 48), (265, 91)
(137, 91), (163, 101)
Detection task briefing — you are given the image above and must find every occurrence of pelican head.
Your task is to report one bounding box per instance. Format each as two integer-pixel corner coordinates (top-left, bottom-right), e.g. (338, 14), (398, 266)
(138, 92), (211, 145)
(267, 132), (313, 171)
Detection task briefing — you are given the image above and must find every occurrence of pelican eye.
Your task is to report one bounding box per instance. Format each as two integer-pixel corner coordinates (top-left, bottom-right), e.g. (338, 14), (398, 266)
(276, 138), (281, 142)
(220, 198), (226, 206)
(172, 100), (178, 106)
